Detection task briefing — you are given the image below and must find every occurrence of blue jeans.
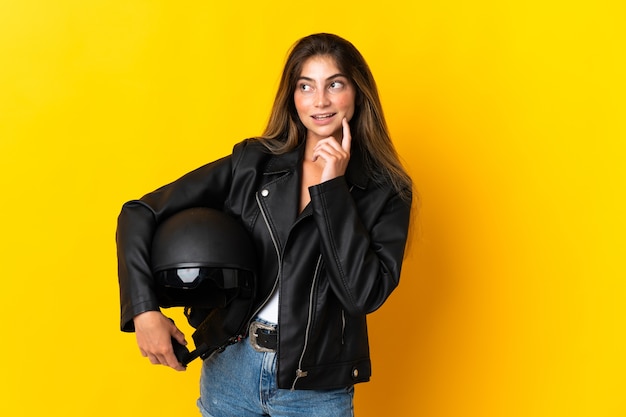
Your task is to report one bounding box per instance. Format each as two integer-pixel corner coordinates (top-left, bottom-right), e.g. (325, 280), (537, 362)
(197, 332), (354, 417)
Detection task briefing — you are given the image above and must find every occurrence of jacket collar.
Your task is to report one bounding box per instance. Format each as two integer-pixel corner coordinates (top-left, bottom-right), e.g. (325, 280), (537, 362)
(263, 140), (369, 190)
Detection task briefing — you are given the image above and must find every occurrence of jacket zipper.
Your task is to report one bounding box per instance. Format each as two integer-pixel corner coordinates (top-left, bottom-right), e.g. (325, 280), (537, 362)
(341, 309), (346, 345)
(290, 184), (355, 389)
(251, 192), (282, 321)
(291, 254), (323, 390)
(339, 185), (354, 346)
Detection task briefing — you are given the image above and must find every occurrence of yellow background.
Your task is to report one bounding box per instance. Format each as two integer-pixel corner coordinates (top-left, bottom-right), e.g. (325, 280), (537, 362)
(1, 0), (624, 416)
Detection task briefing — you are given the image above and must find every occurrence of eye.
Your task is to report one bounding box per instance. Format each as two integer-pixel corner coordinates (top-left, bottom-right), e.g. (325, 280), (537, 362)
(329, 81), (344, 90)
(298, 83), (313, 93)
(329, 80), (348, 93)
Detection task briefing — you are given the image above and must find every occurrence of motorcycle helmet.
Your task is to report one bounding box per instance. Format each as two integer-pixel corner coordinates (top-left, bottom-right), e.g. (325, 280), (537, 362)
(150, 207), (256, 365)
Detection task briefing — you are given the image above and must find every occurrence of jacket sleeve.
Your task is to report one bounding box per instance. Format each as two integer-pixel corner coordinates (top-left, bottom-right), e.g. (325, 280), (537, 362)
(309, 176), (412, 316)
(116, 146), (244, 332)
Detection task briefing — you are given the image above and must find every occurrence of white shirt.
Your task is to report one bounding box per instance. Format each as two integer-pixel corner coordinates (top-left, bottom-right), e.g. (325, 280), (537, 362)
(255, 289), (279, 324)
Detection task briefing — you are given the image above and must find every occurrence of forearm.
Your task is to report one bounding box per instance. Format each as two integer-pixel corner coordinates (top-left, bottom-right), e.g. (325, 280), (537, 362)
(310, 177), (412, 315)
(116, 154), (236, 331)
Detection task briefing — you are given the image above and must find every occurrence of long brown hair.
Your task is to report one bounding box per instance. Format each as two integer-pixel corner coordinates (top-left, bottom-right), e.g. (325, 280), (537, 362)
(258, 33), (412, 200)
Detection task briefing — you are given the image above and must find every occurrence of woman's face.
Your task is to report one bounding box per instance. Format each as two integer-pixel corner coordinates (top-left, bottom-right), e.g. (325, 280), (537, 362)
(294, 55), (356, 142)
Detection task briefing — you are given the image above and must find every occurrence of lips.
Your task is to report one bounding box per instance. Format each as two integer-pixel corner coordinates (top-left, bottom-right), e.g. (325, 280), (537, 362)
(312, 113), (336, 120)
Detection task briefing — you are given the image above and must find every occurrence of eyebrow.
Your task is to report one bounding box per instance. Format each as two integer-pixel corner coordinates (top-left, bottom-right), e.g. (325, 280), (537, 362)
(297, 73), (347, 82)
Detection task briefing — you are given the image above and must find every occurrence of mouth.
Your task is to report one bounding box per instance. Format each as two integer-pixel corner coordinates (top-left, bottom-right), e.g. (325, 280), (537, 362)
(311, 113), (337, 120)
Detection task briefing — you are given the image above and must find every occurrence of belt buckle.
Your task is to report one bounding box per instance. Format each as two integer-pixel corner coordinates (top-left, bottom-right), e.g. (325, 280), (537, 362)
(249, 321), (276, 353)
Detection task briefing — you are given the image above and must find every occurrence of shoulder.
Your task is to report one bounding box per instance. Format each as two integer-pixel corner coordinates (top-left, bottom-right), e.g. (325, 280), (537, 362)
(229, 138), (276, 170)
(232, 138), (274, 156)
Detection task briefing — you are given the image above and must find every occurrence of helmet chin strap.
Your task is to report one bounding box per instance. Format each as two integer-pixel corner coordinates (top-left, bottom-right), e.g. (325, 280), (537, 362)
(171, 339), (210, 366)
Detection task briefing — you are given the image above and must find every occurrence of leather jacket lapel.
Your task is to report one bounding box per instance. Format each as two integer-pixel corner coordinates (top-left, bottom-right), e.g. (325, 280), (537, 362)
(256, 144), (304, 250)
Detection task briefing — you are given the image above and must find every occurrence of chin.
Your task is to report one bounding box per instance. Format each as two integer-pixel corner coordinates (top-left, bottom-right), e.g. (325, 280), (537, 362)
(313, 126), (342, 140)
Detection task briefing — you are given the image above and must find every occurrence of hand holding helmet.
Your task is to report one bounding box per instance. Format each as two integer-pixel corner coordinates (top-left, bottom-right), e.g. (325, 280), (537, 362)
(133, 311), (188, 371)
(139, 207), (257, 368)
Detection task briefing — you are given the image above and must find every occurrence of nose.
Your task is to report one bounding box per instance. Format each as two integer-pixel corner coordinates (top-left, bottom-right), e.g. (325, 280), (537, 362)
(314, 89), (330, 108)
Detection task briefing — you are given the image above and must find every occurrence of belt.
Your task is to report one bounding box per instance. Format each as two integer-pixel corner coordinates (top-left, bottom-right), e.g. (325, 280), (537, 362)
(249, 321), (277, 352)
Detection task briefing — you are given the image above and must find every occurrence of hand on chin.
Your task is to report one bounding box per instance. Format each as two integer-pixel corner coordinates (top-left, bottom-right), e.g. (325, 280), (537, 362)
(308, 124), (343, 142)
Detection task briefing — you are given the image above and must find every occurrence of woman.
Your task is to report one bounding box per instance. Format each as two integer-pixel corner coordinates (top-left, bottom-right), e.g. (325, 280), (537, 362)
(117, 33), (413, 417)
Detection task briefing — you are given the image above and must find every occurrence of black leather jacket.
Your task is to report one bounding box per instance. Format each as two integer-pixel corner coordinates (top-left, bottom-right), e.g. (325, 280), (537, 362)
(116, 138), (412, 390)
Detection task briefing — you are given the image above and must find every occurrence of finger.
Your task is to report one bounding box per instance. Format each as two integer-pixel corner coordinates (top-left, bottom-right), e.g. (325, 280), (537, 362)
(168, 321), (188, 346)
(312, 147), (341, 167)
(314, 146), (343, 161)
(172, 328), (188, 346)
(163, 351), (186, 371)
(148, 343), (185, 371)
(341, 118), (352, 153)
(313, 137), (344, 158)
(147, 353), (161, 365)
